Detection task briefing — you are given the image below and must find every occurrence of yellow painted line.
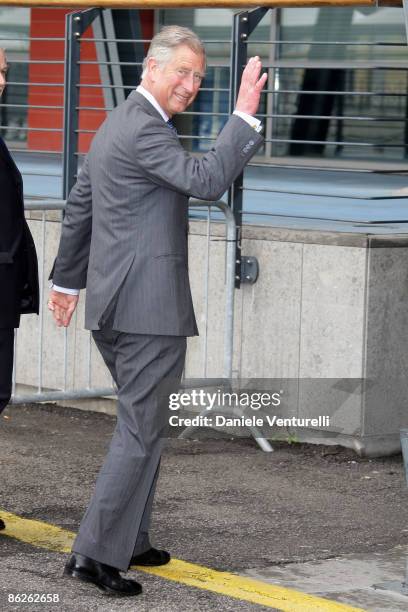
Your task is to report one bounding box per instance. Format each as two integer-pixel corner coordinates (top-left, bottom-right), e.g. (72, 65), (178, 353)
(0, 510), (73, 554)
(0, 509), (366, 612)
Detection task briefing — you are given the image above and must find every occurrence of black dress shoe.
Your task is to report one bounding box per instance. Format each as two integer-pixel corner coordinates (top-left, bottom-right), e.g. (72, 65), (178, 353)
(0, 518), (5, 530)
(64, 553), (142, 597)
(129, 547), (170, 567)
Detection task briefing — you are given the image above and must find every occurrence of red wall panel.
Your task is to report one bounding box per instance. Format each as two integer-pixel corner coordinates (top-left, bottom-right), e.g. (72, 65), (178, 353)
(28, 8), (106, 153)
(28, 9), (154, 153)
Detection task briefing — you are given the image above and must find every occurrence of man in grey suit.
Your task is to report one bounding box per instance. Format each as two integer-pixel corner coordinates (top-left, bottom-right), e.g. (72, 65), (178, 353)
(49, 25), (266, 596)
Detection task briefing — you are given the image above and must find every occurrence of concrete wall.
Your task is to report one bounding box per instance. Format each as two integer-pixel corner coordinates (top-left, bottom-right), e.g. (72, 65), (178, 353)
(16, 213), (408, 456)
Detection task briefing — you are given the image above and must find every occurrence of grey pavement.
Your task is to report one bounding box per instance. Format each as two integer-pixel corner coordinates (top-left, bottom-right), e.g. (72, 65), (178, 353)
(245, 546), (408, 611)
(1, 402), (408, 611)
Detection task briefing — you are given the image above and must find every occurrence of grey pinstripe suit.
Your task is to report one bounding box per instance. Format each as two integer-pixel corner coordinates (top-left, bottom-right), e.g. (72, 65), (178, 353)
(52, 90), (264, 570)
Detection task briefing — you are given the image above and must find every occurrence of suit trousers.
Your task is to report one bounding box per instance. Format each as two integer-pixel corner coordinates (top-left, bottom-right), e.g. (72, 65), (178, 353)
(72, 317), (186, 571)
(0, 328), (14, 415)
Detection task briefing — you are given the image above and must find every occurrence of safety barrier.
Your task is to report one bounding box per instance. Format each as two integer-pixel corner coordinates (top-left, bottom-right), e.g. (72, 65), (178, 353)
(11, 198), (235, 401)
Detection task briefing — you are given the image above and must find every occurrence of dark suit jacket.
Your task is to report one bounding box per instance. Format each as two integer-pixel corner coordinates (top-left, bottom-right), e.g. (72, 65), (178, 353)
(0, 137), (39, 328)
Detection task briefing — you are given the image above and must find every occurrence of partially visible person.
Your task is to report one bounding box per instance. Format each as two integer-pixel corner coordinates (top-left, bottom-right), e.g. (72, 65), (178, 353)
(0, 48), (39, 530)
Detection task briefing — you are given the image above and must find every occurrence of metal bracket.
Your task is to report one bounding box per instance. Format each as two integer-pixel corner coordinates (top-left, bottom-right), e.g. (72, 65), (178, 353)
(240, 256), (259, 284)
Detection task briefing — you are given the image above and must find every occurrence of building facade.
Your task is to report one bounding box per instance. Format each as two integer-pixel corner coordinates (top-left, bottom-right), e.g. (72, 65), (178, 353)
(1, 5), (408, 178)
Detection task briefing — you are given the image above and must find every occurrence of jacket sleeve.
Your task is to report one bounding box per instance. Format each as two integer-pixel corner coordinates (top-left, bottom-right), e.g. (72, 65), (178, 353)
(51, 157), (92, 289)
(132, 114), (264, 201)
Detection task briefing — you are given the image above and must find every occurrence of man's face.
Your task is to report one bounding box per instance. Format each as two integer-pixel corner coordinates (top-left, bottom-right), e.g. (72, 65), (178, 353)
(148, 45), (205, 117)
(0, 49), (7, 98)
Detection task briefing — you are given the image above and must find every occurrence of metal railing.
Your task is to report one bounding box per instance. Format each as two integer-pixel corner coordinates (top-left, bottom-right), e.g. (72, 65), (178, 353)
(2, 7), (408, 160)
(11, 197), (272, 451)
(11, 198), (235, 403)
(11, 200), (115, 404)
(2, 7), (408, 191)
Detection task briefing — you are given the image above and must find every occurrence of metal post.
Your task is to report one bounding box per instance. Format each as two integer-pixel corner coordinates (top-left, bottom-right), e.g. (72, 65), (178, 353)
(183, 200), (273, 452)
(265, 9), (278, 158)
(404, 0), (408, 46)
(63, 8), (100, 199)
(37, 211), (46, 392)
(229, 7), (269, 288)
(403, 0), (408, 157)
(202, 209), (211, 378)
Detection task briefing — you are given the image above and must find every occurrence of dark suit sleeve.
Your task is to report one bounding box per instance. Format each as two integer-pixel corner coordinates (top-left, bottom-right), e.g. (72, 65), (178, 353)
(132, 114), (263, 201)
(51, 157), (92, 289)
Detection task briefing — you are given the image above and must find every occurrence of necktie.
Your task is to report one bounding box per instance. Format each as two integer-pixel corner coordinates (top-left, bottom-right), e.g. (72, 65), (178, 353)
(166, 119), (177, 134)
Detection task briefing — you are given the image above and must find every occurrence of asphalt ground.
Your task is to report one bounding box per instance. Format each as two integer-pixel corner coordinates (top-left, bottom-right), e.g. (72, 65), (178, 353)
(1, 402), (407, 611)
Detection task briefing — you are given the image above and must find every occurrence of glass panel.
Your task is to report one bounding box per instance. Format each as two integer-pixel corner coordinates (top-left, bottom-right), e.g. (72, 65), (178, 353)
(0, 7), (30, 147)
(274, 7), (408, 163)
(162, 7), (408, 166)
(280, 8), (406, 62)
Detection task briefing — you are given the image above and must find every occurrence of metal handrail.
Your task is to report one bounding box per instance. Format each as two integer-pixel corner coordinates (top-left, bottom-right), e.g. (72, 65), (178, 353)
(2, 0), (404, 7)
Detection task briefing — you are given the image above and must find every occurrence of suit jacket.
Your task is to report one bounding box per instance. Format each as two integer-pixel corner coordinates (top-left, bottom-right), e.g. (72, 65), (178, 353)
(52, 91), (264, 336)
(0, 137), (39, 329)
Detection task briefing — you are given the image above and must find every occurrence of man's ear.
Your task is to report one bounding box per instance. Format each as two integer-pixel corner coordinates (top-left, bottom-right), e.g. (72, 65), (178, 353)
(147, 57), (159, 83)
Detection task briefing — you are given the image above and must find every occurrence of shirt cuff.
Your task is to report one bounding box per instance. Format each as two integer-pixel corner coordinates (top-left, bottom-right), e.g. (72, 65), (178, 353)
(233, 110), (262, 133)
(50, 283), (80, 296)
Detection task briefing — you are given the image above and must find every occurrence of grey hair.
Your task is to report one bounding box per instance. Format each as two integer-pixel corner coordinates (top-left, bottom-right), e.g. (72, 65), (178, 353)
(141, 26), (206, 79)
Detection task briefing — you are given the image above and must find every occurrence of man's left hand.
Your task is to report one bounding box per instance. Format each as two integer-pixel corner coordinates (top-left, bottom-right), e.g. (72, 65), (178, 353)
(48, 290), (79, 327)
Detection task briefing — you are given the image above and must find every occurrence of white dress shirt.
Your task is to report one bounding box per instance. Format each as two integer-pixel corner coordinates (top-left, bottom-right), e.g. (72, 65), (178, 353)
(52, 87), (261, 295)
